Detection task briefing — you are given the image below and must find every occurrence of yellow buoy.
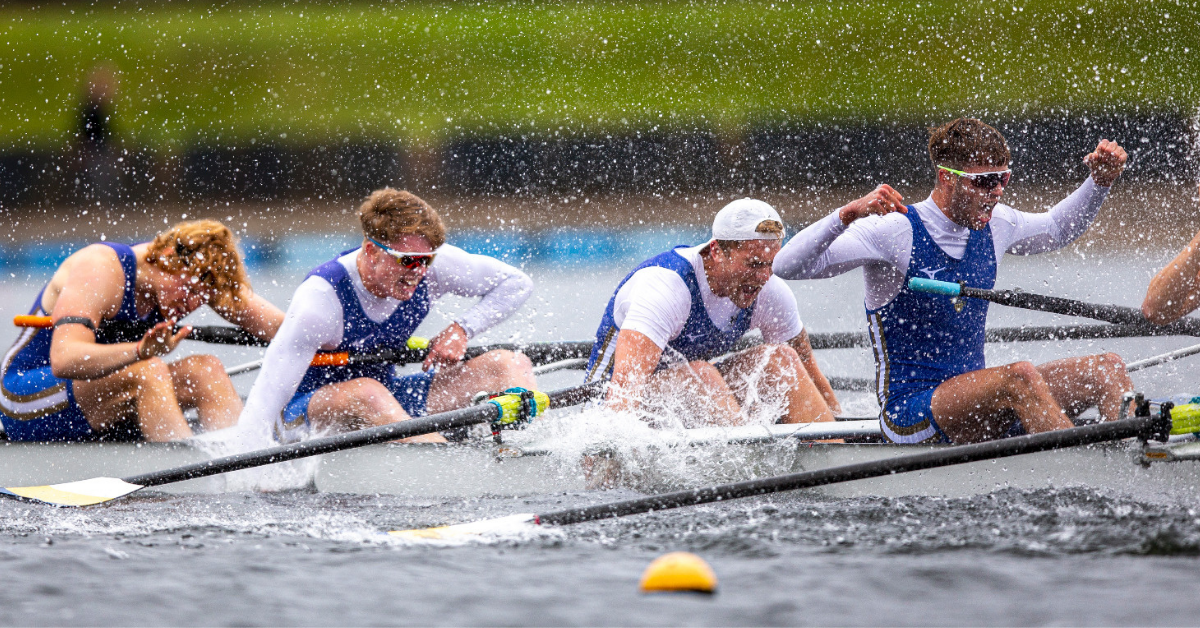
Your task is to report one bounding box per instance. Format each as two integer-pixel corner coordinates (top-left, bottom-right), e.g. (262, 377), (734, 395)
(639, 552), (718, 594)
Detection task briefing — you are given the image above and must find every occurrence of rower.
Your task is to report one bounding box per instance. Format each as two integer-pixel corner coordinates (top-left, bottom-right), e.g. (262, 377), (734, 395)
(0, 220), (285, 442)
(1142, 184), (1200, 324)
(235, 188), (535, 447)
(586, 199), (842, 427)
(774, 117), (1132, 444)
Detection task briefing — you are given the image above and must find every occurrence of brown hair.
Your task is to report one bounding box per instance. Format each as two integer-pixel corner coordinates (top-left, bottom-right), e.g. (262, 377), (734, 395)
(928, 118), (1011, 170)
(145, 219), (248, 310)
(714, 220), (785, 251)
(358, 188), (446, 249)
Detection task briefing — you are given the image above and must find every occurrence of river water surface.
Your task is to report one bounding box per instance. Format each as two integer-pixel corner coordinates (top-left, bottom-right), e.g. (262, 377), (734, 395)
(1, 244), (1200, 626)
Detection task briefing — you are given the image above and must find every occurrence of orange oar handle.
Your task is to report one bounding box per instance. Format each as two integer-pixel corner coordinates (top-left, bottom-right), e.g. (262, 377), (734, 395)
(13, 315), (53, 328)
(310, 352), (351, 367)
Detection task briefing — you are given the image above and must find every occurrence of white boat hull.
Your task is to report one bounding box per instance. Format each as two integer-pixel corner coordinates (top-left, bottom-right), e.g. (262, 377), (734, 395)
(1, 426), (1197, 504)
(313, 439), (1200, 504)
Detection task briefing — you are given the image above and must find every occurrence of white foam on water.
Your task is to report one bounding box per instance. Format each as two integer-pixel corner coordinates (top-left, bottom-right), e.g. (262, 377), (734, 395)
(187, 424), (320, 492)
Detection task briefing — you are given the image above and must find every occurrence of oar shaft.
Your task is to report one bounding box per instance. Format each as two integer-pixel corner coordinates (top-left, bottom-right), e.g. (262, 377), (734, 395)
(908, 279), (1200, 337)
(535, 413), (1165, 526)
(123, 381), (604, 488)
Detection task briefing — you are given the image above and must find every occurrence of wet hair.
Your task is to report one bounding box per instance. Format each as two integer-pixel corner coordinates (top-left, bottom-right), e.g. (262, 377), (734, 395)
(928, 118), (1011, 170)
(713, 220), (785, 251)
(145, 219), (248, 310)
(358, 188), (446, 250)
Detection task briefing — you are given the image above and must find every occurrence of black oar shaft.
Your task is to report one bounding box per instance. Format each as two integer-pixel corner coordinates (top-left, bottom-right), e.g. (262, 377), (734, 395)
(535, 413), (1166, 527)
(962, 286), (1200, 337)
(123, 381), (603, 488)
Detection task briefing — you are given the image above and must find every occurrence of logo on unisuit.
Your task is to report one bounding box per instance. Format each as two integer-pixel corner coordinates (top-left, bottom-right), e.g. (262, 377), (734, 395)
(917, 267), (946, 279)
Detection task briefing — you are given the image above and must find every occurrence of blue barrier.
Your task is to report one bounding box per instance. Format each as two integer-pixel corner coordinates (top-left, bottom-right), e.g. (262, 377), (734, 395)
(0, 229), (731, 273)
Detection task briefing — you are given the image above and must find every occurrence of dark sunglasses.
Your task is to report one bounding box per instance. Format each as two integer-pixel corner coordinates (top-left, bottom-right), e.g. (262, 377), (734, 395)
(939, 165), (1012, 190)
(367, 236), (437, 270)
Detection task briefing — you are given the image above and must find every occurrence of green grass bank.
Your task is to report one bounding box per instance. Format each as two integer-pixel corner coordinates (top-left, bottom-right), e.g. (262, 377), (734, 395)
(1, 0), (1196, 150)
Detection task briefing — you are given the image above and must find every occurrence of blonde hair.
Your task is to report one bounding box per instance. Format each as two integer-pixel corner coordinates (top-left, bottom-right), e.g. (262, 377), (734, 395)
(145, 219), (248, 310)
(358, 188), (446, 249)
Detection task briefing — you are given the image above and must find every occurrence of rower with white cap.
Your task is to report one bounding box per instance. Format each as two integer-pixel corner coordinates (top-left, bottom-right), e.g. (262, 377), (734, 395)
(584, 199), (841, 427)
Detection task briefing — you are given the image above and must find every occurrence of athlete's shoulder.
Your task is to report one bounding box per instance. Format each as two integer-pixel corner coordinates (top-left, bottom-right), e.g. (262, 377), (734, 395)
(756, 276), (799, 310)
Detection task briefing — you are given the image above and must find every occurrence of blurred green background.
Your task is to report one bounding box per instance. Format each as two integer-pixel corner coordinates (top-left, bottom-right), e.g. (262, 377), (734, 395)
(2, 0), (1196, 149)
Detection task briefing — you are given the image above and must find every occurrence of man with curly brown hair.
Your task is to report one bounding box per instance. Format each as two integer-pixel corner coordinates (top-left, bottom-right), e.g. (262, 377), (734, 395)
(1, 220), (285, 442)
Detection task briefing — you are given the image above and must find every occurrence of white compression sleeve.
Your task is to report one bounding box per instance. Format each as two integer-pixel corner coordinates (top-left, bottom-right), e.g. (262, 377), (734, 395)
(235, 277), (343, 448)
(996, 177), (1109, 256)
(425, 245), (533, 338)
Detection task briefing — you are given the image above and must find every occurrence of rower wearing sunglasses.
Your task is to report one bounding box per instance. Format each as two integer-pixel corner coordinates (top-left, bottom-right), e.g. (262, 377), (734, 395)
(774, 117), (1131, 444)
(235, 188), (535, 447)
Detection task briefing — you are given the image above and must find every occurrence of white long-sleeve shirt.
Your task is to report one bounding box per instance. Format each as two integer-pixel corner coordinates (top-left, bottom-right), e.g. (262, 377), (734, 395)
(235, 245), (532, 446)
(773, 178), (1109, 309)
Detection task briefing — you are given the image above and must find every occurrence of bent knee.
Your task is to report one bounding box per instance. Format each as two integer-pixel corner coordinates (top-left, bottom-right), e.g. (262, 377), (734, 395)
(129, 356), (173, 381)
(1002, 361), (1044, 389)
(1097, 352), (1127, 372)
(686, 360), (726, 386)
(174, 354), (227, 376)
(341, 378), (396, 409)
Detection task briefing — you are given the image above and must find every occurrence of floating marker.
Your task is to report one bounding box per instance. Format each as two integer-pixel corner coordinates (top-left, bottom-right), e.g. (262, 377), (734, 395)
(639, 552), (717, 594)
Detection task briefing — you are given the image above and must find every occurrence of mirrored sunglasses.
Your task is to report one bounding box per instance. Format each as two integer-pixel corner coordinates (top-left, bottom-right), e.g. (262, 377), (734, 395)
(938, 165), (1012, 190)
(367, 236), (437, 270)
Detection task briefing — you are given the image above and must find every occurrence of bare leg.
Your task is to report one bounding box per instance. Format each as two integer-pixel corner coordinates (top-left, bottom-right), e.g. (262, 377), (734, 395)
(1035, 352), (1132, 421)
(73, 357), (194, 442)
(641, 360), (743, 427)
(931, 361), (1074, 443)
(719, 344), (835, 424)
(169, 354), (241, 432)
(425, 349), (535, 415)
(307, 378), (446, 443)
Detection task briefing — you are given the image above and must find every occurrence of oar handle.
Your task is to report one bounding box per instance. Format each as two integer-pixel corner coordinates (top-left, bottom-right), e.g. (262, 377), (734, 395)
(12, 315), (52, 328)
(907, 278), (962, 297)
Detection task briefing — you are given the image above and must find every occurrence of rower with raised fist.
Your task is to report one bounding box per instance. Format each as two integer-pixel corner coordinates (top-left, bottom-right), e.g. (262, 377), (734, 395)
(586, 199), (841, 427)
(0, 221), (284, 442)
(774, 118), (1132, 444)
(236, 188), (535, 448)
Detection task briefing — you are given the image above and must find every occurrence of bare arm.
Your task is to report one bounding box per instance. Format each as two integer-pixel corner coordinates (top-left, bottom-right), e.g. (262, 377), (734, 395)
(213, 287), (285, 342)
(48, 246), (187, 379)
(788, 330), (842, 415)
(604, 329), (664, 413)
(1144, 207), (1200, 324)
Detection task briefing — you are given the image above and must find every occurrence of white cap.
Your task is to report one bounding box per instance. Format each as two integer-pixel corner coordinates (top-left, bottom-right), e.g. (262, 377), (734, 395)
(711, 198), (785, 241)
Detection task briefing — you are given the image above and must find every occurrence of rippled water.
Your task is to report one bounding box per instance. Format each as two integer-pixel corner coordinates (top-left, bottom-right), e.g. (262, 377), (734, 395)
(2, 247), (1200, 626)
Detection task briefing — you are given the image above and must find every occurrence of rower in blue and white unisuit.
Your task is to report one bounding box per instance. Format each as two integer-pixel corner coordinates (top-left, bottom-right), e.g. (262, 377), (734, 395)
(774, 117), (1133, 444)
(235, 188), (535, 448)
(586, 199), (841, 427)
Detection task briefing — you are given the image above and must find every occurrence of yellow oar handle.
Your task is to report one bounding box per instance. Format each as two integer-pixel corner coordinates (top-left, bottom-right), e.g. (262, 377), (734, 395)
(13, 315), (52, 328)
(488, 387), (551, 426)
(1170, 403), (1200, 435)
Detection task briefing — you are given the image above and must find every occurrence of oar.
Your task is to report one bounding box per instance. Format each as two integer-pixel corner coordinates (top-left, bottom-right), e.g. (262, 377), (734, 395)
(391, 408), (1171, 541)
(14, 315), (266, 346)
(0, 381), (604, 507)
(907, 278), (1200, 337)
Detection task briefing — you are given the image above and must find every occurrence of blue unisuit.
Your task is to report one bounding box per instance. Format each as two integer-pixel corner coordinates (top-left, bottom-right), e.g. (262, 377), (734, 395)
(867, 207), (998, 443)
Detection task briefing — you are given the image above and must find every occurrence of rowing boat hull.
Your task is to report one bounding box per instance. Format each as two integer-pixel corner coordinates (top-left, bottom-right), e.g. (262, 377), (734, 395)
(2, 432), (1197, 503)
(313, 439), (1200, 503)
